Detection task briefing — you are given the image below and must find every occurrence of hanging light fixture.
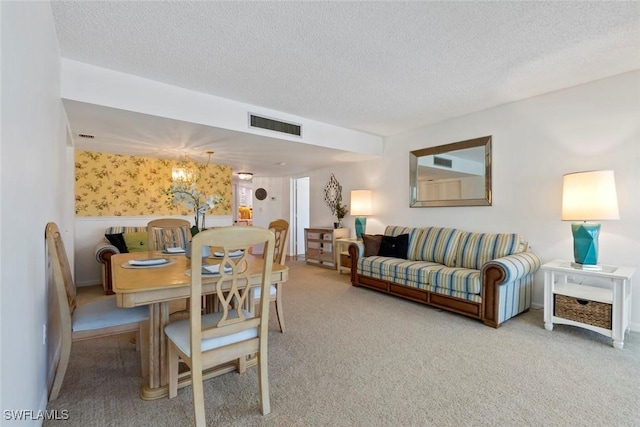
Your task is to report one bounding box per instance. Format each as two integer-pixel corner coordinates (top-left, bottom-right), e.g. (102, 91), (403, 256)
(171, 151), (214, 184)
(238, 172), (253, 181)
(172, 160), (198, 184)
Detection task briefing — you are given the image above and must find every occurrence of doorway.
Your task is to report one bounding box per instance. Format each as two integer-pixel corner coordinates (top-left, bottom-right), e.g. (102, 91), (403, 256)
(291, 177), (310, 258)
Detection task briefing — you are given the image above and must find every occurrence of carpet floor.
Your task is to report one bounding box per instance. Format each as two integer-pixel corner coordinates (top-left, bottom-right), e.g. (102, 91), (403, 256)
(45, 260), (640, 426)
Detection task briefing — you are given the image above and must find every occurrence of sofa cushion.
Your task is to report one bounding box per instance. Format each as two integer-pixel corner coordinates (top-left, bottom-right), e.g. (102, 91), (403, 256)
(362, 234), (383, 257)
(455, 232), (521, 270)
(105, 233), (129, 253)
(378, 234), (409, 259)
(411, 227), (461, 267)
(123, 231), (149, 253)
(428, 266), (482, 295)
(384, 226), (423, 259)
(357, 256), (408, 282)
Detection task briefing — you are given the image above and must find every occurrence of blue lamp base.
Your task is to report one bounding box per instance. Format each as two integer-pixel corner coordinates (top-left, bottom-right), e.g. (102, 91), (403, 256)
(355, 217), (367, 239)
(571, 223), (601, 270)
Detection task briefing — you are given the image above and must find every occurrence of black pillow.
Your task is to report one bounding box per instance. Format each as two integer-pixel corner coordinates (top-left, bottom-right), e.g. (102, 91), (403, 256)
(362, 234), (383, 257)
(105, 233), (129, 253)
(378, 234), (409, 259)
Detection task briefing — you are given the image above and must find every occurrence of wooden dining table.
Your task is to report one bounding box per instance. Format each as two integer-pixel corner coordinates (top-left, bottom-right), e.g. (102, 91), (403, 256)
(111, 250), (289, 400)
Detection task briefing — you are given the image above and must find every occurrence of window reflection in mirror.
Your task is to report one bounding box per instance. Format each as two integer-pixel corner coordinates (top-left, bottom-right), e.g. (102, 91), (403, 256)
(410, 136), (492, 207)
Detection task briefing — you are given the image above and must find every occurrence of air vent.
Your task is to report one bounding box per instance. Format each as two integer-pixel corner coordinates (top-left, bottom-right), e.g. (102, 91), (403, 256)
(78, 133), (95, 139)
(433, 156), (452, 168)
(249, 114), (301, 136)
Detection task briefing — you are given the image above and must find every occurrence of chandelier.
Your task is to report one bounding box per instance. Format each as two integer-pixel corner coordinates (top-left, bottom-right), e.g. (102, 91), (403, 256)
(238, 172), (253, 181)
(171, 151), (214, 184)
(172, 158), (199, 184)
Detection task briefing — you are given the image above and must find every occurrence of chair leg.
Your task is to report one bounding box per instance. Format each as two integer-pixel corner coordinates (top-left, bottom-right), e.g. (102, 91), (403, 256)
(49, 337), (71, 400)
(238, 355), (247, 374)
(168, 344), (179, 399)
(191, 362), (206, 427)
(274, 283), (285, 333)
(257, 351), (271, 415)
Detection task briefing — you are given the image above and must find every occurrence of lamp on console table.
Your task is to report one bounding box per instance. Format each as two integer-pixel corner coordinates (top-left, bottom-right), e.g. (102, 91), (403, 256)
(561, 170), (619, 270)
(350, 190), (372, 239)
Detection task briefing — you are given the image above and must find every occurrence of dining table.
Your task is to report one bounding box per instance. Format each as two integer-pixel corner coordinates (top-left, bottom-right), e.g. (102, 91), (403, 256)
(111, 250), (289, 400)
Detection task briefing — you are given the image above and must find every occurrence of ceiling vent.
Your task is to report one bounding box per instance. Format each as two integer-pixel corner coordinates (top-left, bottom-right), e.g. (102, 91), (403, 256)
(433, 156), (452, 168)
(249, 114), (301, 137)
(78, 133), (95, 139)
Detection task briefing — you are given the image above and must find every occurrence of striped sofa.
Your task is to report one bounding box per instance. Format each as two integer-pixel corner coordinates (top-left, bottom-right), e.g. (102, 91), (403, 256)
(348, 225), (541, 328)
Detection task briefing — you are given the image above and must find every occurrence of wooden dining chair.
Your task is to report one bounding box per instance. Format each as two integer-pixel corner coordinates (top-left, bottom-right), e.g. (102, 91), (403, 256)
(45, 222), (149, 400)
(146, 218), (192, 251)
(252, 219), (289, 332)
(164, 226), (275, 426)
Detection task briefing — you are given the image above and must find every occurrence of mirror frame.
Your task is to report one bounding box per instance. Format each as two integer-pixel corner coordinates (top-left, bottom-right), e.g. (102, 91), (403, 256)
(410, 135), (492, 207)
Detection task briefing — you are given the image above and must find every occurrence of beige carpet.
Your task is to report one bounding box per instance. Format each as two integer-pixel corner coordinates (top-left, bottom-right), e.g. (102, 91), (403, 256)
(45, 260), (640, 426)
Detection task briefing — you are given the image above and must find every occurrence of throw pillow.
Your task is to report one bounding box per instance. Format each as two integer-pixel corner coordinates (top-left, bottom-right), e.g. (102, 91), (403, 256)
(105, 233), (129, 253)
(362, 234), (383, 257)
(378, 234), (409, 259)
(123, 231), (149, 253)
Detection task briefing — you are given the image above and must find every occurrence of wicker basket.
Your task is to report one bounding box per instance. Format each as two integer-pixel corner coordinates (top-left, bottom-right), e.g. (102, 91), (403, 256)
(554, 294), (612, 329)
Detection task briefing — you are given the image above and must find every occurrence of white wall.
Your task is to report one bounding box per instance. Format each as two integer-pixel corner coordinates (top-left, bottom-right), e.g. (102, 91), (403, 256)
(1, 1), (70, 424)
(303, 71), (640, 330)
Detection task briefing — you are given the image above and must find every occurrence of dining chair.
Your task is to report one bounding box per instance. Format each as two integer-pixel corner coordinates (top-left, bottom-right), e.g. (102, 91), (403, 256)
(164, 226), (275, 426)
(252, 219), (289, 332)
(45, 222), (149, 400)
(148, 218), (194, 315)
(146, 218), (192, 251)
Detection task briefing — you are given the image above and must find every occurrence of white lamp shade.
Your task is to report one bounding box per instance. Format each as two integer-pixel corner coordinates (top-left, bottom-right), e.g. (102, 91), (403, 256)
(561, 170), (620, 221)
(350, 190), (372, 216)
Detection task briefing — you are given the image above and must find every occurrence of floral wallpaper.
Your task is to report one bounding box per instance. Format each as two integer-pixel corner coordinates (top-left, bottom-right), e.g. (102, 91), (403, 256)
(75, 151), (232, 217)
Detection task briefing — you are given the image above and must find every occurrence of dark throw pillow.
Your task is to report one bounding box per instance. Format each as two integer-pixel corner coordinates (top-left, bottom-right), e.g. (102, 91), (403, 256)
(378, 234), (409, 259)
(105, 233), (129, 253)
(362, 234), (383, 257)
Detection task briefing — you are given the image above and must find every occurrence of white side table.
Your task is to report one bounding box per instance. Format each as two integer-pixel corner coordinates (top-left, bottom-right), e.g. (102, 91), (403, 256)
(542, 259), (635, 349)
(335, 238), (361, 274)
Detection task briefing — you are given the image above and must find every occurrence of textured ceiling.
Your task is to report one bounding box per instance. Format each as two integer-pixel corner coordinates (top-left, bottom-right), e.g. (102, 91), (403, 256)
(51, 1), (640, 175)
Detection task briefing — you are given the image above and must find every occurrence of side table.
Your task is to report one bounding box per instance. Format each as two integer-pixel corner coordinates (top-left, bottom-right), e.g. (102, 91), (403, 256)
(335, 238), (361, 274)
(542, 259), (635, 349)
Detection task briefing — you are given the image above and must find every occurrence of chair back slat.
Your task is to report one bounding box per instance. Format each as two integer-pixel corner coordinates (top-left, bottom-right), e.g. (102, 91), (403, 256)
(267, 219), (289, 265)
(46, 222), (76, 315)
(147, 218), (192, 251)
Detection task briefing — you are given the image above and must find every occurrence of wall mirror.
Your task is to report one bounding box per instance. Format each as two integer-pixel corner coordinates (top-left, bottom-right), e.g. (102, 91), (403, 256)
(410, 135), (492, 207)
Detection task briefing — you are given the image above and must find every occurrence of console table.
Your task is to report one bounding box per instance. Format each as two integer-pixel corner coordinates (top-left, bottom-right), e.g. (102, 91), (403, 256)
(542, 259), (635, 349)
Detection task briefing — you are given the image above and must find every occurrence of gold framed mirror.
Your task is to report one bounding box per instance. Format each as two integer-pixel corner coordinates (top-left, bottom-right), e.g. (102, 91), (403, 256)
(410, 136), (492, 207)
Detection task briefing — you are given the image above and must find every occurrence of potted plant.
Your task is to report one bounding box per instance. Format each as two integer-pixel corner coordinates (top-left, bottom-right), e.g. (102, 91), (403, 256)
(333, 202), (348, 228)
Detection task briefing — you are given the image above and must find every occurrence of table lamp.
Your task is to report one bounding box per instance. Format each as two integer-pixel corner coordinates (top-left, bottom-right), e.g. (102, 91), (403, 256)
(561, 170), (619, 270)
(350, 190), (372, 239)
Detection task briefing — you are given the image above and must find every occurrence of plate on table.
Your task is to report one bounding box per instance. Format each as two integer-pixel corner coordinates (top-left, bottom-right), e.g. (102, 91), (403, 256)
(163, 247), (185, 254)
(185, 264), (233, 276)
(122, 258), (175, 269)
(212, 250), (244, 258)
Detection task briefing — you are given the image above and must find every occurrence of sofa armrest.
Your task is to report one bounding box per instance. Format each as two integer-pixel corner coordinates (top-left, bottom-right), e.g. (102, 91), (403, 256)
(483, 252), (541, 284)
(481, 252), (541, 328)
(94, 242), (120, 295)
(95, 241), (120, 264)
(348, 242), (363, 284)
